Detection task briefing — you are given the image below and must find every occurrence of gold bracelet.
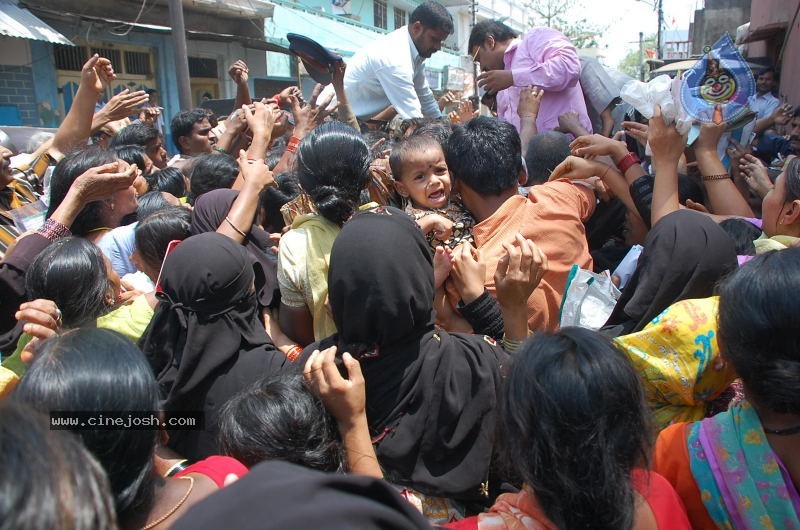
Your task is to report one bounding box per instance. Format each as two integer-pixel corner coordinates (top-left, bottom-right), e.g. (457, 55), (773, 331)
(224, 216), (248, 238)
(702, 173), (730, 181)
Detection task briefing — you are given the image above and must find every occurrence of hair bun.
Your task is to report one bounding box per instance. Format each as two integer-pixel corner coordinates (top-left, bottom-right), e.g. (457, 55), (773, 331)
(308, 185), (357, 226)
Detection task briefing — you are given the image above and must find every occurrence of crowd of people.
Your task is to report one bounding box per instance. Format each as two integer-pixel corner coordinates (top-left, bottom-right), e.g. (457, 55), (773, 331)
(0, 1), (799, 528)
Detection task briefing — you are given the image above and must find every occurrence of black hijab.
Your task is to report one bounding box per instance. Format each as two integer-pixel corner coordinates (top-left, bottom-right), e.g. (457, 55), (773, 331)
(171, 460), (431, 530)
(605, 209), (737, 334)
(323, 207), (508, 500)
(191, 188), (279, 308)
(138, 233), (286, 458)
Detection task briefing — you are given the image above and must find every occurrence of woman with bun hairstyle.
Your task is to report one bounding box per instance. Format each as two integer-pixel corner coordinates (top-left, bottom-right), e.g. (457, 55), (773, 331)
(277, 121), (371, 346)
(653, 248), (800, 529)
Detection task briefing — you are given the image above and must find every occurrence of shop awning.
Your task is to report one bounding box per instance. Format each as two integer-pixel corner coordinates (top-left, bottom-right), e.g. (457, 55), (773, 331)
(25, 5), (289, 54)
(0, 0), (72, 45)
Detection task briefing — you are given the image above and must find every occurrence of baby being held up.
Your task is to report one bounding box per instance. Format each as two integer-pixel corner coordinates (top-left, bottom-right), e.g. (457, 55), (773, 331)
(389, 134), (474, 251)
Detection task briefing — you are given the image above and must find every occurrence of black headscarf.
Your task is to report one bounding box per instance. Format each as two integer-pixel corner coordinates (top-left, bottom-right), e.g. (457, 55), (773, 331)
(171, 460), (431, 530)
(138, 232), (286, 459)
(191, 188), (279, 308)
(322, 207), (508, 500)
(605, 210), (737, 334)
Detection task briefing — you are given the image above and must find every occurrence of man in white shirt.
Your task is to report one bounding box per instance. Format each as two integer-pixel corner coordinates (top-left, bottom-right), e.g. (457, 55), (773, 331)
(333, 1), (453, 120)
(750, 67), (780, 120)
(751, 66), (793, 135)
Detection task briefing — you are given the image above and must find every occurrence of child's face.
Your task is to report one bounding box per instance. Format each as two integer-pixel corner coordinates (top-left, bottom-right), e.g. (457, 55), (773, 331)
(395, 146), (451, 210)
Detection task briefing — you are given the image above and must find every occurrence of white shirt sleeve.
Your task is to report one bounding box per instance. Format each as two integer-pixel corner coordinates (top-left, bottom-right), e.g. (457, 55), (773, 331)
(375, 64), (427, 119)
(414, 64), (442, 118)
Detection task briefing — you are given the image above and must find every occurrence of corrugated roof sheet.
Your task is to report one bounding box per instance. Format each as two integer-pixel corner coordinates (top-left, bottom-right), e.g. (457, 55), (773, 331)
(0, 0), (73, 45)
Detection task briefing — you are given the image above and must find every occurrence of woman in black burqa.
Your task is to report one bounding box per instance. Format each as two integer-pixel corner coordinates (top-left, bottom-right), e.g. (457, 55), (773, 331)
(306, 207), (508, 501)
(190, 188), (279, 309)
(605, 209), (737, 335)
(139, 232), (287, 460)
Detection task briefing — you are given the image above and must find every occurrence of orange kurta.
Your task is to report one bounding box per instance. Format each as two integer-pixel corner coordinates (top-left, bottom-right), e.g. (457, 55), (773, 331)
(472, 180), (594, 332)
(652, 422), (718, 530)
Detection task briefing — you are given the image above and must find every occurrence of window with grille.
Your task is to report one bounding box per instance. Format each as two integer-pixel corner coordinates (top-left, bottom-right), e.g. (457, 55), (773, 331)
(91, 47), (122, 68)
(393, 7), (406, 29)
(188, 57), (219, 78)
(373, 0), (387, 29)
(124, 51), (151, 75)
(53, 45), (87, 71)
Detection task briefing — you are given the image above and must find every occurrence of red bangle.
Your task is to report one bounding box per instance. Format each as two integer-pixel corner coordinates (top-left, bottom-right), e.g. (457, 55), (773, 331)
(285, 344), (303, 362)
(616, 152), (640, 174)
(286, 136), (301, 154)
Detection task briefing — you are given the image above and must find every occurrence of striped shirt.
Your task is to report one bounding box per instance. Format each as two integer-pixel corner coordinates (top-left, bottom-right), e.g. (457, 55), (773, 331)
(0, 176), (39, 260)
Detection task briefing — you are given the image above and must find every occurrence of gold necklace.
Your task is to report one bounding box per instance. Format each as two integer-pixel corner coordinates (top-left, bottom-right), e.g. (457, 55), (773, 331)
(141, 476), (195, 530)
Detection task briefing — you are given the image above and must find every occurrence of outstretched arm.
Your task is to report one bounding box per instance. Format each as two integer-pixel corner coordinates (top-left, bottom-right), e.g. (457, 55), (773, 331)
(51, 55), (116, 160)
(693, 122), (754, 218)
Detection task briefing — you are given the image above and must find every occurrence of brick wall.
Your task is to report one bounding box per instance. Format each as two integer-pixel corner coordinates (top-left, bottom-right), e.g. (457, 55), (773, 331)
(0, 64), (38, 126)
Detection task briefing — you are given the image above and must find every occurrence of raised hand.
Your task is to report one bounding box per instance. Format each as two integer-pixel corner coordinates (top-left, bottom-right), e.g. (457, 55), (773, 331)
(495, 233), (547, 310)
(242, 100), (276, 143)
(71, 162), (138, 203)
(289, 91), (338, 138)
(570, 133), (628, 160)
(237, 149), (274, 189)
(518, 86), (544, 119)
(449, 243), (486, 304)
(228, 59), (249, 85)
(16, 299), (62, 364)
(438, 90), (457, 111)
(99, 89), (150, 122)
(549, 155), (608, 181)
(303, 346), (366, 427)
(621, 120), (648, 147)
(276, 86), (302, 108)
(449, 99), (475, 124)
(477, 70), (514, 94)
(739, 154), (773, 198)
(694, 121), (726, 153)
(81, 54), (116, 95)
(648, 105), (686, 165)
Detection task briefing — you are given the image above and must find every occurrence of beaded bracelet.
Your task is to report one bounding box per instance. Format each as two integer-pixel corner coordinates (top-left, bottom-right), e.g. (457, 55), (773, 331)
(702, 173), (730, 181)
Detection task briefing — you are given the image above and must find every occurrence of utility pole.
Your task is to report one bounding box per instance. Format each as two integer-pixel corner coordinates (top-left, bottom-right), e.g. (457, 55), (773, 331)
(656, 0), (663, 60)
(639, 31), (644, 81)
(471, 0), (478, 100)
(168, 0), (192, 110)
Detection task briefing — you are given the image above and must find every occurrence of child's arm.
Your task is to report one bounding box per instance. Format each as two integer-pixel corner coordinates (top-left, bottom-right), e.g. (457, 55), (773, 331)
(414, 213), (453, 242)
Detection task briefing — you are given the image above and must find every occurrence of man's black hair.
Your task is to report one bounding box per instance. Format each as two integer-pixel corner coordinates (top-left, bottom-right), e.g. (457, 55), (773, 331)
(525, 131), (571, 185)
(445, 116), (521, 195)
(109, 123), (159, 149)
(410, 1), (454, 34)
(468, 20), (518, 52)
(757, 65), (776, 77)
(170, 109), (208, 152)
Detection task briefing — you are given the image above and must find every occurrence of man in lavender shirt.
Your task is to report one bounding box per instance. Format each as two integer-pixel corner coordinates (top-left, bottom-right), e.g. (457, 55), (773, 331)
(469, 20), (592, 135)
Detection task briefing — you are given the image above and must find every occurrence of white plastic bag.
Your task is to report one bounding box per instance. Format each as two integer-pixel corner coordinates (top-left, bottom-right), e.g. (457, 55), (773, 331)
(612, 245), (643, 290)
(559, 265), (621, 330)
(620, 75), (693, 136)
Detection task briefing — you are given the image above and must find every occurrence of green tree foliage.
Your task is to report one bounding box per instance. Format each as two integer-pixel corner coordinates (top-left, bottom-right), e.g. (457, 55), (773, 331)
(524, 0), (604, 48)
(617, 34), (657, 79)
